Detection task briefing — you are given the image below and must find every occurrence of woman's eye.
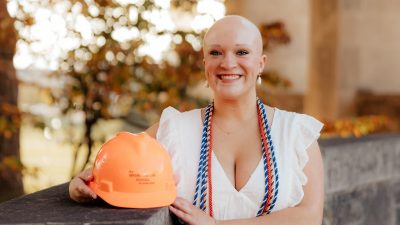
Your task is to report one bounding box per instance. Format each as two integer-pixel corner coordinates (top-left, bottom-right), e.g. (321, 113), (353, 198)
(237, 50), (249, 55)
(209, 50), (221, 56)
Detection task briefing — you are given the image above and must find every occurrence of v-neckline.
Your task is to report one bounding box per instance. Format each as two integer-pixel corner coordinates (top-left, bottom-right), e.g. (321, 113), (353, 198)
(211, 151), (263, 193)
(197, 107), (278, 193)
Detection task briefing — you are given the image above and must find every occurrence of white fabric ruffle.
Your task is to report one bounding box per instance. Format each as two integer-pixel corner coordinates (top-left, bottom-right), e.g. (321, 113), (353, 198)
(288, 113), (323, 207)
(156, 107), (183, 190)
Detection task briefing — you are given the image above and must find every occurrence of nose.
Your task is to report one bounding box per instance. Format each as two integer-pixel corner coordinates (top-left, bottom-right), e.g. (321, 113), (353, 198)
(220, 53), (237, 69)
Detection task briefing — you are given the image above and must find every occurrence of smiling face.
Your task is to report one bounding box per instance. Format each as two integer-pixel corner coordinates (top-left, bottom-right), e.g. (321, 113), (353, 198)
(203, 16), (266, 100)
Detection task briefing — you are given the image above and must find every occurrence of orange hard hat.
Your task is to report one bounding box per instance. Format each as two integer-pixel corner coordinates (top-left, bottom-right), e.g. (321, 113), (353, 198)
(89, 132), (176, 208)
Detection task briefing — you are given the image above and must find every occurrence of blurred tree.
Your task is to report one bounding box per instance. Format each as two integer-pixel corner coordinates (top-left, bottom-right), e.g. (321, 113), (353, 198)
(12, 0), (291, 179)
(0, 0), (24, 202)
(12, 0), (210, 177)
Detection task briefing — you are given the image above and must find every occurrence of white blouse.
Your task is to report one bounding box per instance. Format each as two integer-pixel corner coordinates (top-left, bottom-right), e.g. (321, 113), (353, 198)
(156, 106), (323, 220)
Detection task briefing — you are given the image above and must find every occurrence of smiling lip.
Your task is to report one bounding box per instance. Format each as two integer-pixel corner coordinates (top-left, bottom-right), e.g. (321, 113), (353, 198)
(217, 74), (242, 80)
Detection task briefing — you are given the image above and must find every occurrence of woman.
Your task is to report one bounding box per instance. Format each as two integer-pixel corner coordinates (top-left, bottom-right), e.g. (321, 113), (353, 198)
(69, 15), (324, 225)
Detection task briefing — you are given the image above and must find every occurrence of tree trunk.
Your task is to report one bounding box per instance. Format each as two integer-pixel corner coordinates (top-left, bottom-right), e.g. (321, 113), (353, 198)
(0, 0), (24, 202)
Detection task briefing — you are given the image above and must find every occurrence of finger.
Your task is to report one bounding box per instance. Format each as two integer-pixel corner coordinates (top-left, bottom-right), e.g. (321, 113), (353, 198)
(169, 205), (194, 224)
(77, 184), (97, 199)
(83, 168), (93, 178)
(78, 170), (93, 182)
(172, 197), (192, 214)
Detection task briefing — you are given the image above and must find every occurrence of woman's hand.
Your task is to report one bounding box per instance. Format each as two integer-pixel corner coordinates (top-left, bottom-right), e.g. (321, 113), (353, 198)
(169, 197), (218, 225)
(68, 168), (97, 203)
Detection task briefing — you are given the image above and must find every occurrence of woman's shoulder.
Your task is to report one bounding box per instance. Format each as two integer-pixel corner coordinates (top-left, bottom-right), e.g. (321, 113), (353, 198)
(159, 106), (201, 121)
(272, 106), (322, 125)
(269, 106), (324, 141)
(271, 106), (296, 118)
(158, 106), (202, 133)
(156, 106), (202, 146)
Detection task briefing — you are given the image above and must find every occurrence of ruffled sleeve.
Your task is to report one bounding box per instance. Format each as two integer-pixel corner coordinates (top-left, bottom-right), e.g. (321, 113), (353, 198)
(156, 107), (183, 186)
(288, 113), (324, 207)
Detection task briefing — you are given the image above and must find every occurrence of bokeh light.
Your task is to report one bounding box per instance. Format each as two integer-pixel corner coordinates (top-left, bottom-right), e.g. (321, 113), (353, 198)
(7, 0), (226, 70)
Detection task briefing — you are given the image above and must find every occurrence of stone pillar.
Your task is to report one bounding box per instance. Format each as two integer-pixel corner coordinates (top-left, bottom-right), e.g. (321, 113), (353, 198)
(304, 0), (339, 121)
(306, 0), (368, 120)
(335, 0), (362, 118)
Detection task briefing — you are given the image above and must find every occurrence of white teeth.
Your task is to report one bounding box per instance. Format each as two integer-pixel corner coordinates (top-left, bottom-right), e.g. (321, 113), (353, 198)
(220, 75), (240, 80)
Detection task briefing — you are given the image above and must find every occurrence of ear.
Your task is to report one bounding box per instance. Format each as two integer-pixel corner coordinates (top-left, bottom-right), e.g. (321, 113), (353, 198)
(259, 54), (267, 72)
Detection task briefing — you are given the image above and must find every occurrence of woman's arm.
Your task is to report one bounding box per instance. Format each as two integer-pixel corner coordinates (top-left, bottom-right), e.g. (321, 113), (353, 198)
(170, 141), (324, 225)
(145, 122), (159, 139)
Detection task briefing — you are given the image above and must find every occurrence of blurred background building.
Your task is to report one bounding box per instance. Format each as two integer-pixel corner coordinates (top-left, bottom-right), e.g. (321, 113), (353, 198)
(0, 0), (399, 205)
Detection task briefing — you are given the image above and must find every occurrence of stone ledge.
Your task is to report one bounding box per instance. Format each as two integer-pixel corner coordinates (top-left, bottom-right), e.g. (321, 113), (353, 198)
(323, 180), (396, 225)
(322, 134), (400, 225)
(320, 134), (400, 193)
(1, 134), (399, 225)
(0, 183), (172, 225)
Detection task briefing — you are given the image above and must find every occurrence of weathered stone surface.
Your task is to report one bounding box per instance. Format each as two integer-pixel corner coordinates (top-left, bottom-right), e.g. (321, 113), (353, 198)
(320, 134), (400, 194)
(0, 183), (171, 225)
(323, 181), (395, 225)
(320, 134), (400, 225)
(1, 134), (399, 224)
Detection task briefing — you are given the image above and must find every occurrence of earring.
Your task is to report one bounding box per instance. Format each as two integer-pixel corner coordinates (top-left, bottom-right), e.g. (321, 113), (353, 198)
(257, 75), (262, 85)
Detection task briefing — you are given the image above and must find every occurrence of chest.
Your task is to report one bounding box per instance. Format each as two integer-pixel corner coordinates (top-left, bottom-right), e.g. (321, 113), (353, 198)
(167, 108), (293, 219)
(212, 123), (263, 191)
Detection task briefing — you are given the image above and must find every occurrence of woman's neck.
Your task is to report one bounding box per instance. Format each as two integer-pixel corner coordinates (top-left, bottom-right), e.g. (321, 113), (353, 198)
(212, 93), (258, 122)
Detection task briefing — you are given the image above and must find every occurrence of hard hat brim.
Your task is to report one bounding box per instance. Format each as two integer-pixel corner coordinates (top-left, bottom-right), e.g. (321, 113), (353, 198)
(89, 181), (176, 208)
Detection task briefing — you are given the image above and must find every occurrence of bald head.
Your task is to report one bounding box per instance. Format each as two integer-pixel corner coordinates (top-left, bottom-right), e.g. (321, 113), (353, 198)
(203, 15), (263, 55)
